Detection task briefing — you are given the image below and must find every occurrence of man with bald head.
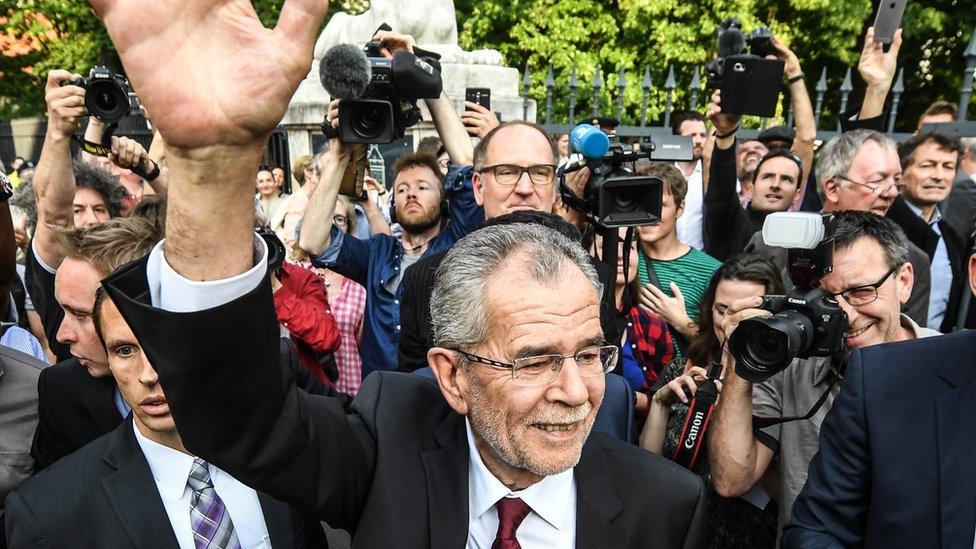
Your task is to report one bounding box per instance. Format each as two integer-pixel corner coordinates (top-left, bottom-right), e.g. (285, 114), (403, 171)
(397, 121), (619, 373)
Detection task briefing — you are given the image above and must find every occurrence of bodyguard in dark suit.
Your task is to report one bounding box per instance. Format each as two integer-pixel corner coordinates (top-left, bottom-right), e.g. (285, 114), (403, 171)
(783, 328), (976, 547)
(6, 296), (324, 548)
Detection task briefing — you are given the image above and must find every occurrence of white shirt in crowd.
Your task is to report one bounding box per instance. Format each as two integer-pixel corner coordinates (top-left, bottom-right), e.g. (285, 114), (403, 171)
(133, 422), (272, 549)
(675, 160), (704, 249)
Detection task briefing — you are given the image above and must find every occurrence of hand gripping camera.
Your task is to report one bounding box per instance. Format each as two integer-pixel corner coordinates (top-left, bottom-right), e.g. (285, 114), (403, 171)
(728, 213), (848, 382)
(63, 66), (136, 124)
(338, 40), (443, 144)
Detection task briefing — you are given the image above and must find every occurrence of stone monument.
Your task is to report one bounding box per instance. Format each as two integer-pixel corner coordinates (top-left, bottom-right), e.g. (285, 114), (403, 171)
(281, 0), (535, 159)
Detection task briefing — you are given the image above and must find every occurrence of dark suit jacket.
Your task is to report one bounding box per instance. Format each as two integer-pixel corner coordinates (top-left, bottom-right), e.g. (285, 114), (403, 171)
(398, 248), (621, 373)
(783, 329), (976, 548)
(6, 419), (324, 548)
(942, 170), (976, 245)
(887, 195), (967, 332)
(29, 342), (335, 472)
(30, 358), (121, 471)
(102, 255), (707, 549)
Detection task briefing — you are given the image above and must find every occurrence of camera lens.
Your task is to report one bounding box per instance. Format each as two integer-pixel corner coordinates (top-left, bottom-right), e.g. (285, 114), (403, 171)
(85, 80), (129, 123)
(354, 105), (385, 139)
(729, 311), (814, 382)
(612, 188), (638, 212)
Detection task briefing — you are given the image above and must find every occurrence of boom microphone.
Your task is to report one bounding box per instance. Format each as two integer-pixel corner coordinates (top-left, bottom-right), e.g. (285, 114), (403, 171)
(319, 43), (372, 100)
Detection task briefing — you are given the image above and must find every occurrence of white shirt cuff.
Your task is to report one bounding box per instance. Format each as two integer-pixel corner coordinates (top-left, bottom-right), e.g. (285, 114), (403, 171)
(146, 236), (268, 312)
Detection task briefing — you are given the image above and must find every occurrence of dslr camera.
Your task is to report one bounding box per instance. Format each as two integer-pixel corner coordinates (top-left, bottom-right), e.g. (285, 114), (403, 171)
(339, 40), (443, 144)
(705, 17), (784, 117)
(63, 66), (138, 124)
(728, 213), (847, 382)
(559, 123), (693, 228)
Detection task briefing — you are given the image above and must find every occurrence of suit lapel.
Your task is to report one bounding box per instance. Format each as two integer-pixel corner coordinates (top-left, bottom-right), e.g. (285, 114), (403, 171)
(84, 372), (125, 433)
(257, 492), (297, 548)
(421, 413), (469, 549)
(936, 359), (976, 546)
(574, 438), (631, 547)
(101, 420), (181, 549)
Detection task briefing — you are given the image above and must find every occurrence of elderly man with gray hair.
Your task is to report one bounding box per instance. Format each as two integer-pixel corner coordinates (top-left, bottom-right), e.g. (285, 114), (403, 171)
(107, 221), (707, 548)
(746, 129), (932, 326)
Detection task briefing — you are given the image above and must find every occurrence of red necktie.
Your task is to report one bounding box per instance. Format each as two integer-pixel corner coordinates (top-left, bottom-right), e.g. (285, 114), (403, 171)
(491, 497), (532, 549)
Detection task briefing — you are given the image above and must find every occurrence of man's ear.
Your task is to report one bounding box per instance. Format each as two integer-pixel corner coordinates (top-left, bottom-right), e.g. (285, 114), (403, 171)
(968, 254), (976, 299)
(822, 178), (841, 205)
(427, 347), (470, 415)
(473, 172), (486, 207)
(896, 261), (914, 304)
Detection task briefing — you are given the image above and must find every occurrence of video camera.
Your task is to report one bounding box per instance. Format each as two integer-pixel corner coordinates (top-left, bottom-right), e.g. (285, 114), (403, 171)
(62, 66), (139, 124)
(337, 39), (443, 144)
(705, 17), (785, 117)
(559, 124), (694, 229)
(728, 213), (847, 382)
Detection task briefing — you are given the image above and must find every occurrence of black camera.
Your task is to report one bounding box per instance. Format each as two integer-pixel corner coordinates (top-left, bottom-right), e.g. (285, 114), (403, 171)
(705, 18), (784, 117)
(338, 40), (442, 144)
(63, 66), (136, 124)
(729, 214), (847, 382)
(559, 123), (696, 228)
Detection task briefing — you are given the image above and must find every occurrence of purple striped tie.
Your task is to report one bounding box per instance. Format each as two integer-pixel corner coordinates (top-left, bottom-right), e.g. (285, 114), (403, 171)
(187, 458), (242, 549)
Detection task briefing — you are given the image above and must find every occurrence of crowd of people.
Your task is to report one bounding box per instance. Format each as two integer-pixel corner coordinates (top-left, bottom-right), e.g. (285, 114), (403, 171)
(1, 1), (975, 547)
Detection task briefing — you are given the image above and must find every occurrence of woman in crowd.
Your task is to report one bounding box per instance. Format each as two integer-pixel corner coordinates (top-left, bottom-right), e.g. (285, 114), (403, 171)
(640, 253), (783, 547)
(310, 195), (367, 396)
(592, 228), (674, 403)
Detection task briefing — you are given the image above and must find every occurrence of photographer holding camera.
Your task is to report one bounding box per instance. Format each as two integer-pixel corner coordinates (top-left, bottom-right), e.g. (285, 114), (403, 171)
(300, 30), (484, 376)
(708, 211), (940, 537)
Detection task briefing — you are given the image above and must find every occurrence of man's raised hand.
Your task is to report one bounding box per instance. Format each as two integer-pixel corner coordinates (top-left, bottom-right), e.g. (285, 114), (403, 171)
(87, 0), (329, 150)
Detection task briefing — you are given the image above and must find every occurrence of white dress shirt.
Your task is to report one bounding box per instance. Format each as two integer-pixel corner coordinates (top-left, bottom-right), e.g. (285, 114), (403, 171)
(132, 423), (271, 549)
(675, 160), (704, 249)
(465, 420), (577, 548)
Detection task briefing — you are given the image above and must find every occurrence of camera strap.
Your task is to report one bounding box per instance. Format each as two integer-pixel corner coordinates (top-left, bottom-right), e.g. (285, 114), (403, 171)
(751, 367), (841, 430)
(671, 361), (723, 470)
(71, 122), (160, 181)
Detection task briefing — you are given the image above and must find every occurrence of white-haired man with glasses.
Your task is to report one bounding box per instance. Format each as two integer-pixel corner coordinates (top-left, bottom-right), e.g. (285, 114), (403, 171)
(746, 129), (933, 327)
(709, 211), (940, 538)
(107, 221), (707, 548)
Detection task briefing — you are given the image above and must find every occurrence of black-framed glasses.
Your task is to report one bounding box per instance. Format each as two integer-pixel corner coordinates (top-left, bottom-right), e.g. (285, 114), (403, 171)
(834, 174), (905, 195)
(478, 164), (557, 186)
(454, 345), (618, 387)
(829, 265), (899, 306)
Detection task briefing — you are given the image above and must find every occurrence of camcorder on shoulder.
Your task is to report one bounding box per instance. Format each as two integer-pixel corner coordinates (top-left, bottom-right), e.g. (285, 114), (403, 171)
(337, 37), (442, 144)
(729, 213), (848, 382)
(62, 66), (138, 124)
(705, 17), (785, 117)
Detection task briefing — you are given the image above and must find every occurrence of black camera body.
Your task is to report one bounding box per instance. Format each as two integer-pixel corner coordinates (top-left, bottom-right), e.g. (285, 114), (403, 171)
(729, 216), (848, 382)
(338, 41), (442, 144)
(64, 66), (135, 124)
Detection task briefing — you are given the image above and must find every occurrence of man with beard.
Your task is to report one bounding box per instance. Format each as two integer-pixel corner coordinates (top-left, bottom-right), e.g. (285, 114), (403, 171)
(300, 145), (481, 374)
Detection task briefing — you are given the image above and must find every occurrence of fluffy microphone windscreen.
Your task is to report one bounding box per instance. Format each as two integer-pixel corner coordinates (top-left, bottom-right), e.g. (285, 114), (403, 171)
(319, 43), (372, 100)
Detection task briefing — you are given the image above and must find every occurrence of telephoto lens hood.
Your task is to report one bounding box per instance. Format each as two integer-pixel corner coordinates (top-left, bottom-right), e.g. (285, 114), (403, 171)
(729, 311), (814, 382)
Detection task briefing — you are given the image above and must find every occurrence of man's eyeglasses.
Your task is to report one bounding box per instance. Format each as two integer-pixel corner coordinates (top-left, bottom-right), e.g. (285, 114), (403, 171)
(835, 175), (905, 195)
(829, 265), (898, 306)
(478, 164), (557, 186)
(453, 345), (618, 387)
(333, 214), (348, 226)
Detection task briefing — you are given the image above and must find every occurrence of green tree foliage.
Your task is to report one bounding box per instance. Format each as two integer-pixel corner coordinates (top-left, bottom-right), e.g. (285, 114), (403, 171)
(2, 0), (974, 131)
(456, 0), (975, 131)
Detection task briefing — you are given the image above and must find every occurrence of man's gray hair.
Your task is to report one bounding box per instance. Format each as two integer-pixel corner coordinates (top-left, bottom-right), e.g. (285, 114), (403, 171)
(961, 137), (976, 160)
(431, 223), (601, 350)
(816, 129), (897, 191)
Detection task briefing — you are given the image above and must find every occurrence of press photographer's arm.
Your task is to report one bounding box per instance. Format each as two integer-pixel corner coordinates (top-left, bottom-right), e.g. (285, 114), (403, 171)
(708, 296), (776, 497)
